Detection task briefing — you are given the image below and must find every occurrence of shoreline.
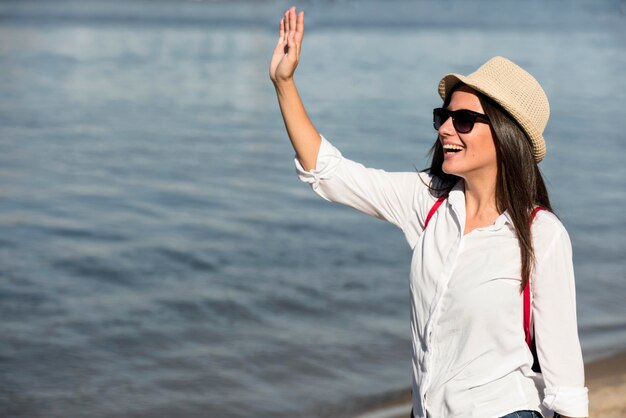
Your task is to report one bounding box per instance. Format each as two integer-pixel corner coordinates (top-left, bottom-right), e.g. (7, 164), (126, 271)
(355, 350), (626, 418)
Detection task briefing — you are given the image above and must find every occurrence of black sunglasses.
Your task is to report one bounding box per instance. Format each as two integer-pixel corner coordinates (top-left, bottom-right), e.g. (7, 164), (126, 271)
(433, 108), (491, 134)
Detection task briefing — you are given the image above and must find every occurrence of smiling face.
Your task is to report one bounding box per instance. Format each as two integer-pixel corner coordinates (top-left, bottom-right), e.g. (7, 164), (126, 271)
(438, 86), (498, 183)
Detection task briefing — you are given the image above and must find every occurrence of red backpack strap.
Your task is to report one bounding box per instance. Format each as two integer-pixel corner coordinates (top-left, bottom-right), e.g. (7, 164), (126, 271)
(523, 207), (545, 348)
(523, 281), (532, 347)
(424, 194), (448, 229)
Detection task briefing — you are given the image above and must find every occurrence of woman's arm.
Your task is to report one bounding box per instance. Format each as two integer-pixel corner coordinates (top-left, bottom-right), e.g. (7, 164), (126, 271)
(270, 8), (434, 247)
(532, 216), (588, 418)
(269, 7), (320, 171)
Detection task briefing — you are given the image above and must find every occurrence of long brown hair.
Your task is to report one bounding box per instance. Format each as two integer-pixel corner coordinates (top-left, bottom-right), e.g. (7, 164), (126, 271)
(423, 86), (554, 292)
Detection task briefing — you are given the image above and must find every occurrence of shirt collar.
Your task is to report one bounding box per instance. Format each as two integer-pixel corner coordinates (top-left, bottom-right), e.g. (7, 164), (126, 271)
(447, 178), (465, 207)
(447, 178), (514, 232)
(500, 209), (514, 228)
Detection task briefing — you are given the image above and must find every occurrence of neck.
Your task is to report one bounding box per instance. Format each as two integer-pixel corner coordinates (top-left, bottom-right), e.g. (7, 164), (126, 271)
(462, 172), (499, 218)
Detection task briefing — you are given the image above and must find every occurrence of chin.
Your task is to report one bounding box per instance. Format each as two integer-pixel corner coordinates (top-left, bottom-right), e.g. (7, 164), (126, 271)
(442, 163), (463, 177)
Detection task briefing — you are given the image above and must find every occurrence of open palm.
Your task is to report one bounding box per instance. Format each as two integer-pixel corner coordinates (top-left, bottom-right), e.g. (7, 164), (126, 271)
(269, 7), (304, 84)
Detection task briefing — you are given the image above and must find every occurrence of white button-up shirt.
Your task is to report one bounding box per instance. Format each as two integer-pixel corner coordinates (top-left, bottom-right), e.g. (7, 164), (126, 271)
(295, 135), (588, 418)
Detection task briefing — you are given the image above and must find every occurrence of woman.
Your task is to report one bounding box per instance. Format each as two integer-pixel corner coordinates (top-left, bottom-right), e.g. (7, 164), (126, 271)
(269, 7), (588, 418)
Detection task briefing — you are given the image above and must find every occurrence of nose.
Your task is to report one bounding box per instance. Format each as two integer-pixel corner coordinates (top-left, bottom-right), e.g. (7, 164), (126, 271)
(438, 114), (456, 137)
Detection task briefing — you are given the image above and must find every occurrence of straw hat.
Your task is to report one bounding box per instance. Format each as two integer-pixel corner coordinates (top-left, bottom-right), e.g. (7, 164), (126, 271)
(438, 56), (549, 163)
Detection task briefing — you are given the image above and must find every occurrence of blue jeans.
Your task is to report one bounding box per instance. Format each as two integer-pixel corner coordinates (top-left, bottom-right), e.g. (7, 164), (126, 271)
(410, 409), (543, 418)
(500, 411), (543, 418)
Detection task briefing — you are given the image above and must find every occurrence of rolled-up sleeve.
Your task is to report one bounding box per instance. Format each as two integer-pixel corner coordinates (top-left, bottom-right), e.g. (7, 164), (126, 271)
(294, 134), (433, 248)
(532, 225), (589, 417)
(294, 134), (343, 191)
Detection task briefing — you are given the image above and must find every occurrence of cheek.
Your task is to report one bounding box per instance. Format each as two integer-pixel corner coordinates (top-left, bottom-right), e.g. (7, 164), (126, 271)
(480, 145), (497, 162)
(487, 139), (498, 158)
(477, 130), (497, 159)
(464, 138), (497, 164)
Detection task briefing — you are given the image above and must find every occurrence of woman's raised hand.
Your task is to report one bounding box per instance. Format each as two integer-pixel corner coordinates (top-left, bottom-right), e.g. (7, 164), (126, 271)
(270, 6), (319, 171)
(269, 7), (304, 85)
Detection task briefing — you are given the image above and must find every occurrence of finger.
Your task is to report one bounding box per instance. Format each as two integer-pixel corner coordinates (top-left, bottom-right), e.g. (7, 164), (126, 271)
(289, 7), (296, 40)
(284, 9), (290, 33)
(278, 17), (285, 44)
(295, 11), (304, 40)
(294, 11), (304, 58)
(286, 29), (296, 60)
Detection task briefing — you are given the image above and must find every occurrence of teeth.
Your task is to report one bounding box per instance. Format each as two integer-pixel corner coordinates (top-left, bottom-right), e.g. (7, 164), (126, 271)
(443, 144), (464, 151)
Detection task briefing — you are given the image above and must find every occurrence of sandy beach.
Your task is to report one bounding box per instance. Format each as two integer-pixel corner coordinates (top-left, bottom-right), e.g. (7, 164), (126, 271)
(585, 351), (626, 418)
(356, 350), (626, 418)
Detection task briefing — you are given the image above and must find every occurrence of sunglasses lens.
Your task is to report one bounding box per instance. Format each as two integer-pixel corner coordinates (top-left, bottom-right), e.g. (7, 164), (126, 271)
(453, 112), (474, 133)
(433, 109), (448, 130)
